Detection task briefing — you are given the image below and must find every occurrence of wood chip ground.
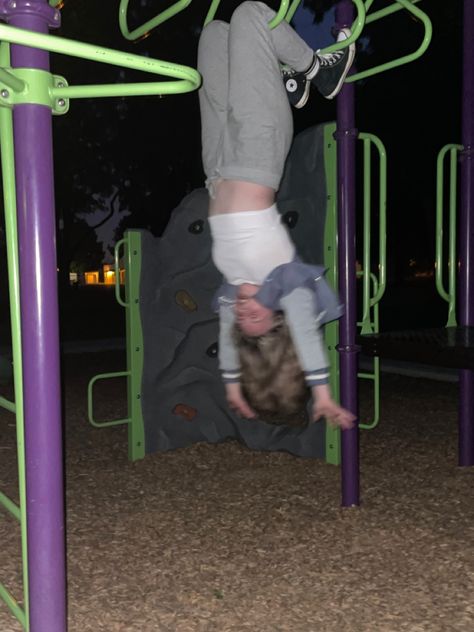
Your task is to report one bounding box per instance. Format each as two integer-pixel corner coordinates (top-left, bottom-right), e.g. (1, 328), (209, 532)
(1, 352), (473, 631)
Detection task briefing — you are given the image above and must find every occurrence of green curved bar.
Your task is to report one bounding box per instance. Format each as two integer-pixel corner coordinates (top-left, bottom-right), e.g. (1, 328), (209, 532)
(88, 372), (132, 428)
(358, 132), (387, 328)
(119, 0), (192, 42)
(318, 0), (366, 55)
(436, 143), (463, 327)
(0, 23), (201, 100)
(347, 0), (431, 82)
(115, 238), (128, 308)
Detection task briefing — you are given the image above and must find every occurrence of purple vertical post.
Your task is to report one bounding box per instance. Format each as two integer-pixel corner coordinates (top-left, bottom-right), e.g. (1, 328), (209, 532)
(458, 0), (474, 467)
(335, 0), (359, 506)
(9, 0), (67, 630)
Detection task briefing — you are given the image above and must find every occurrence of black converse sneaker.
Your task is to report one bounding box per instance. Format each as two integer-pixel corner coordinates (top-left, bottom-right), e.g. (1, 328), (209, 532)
(282, 56), (320, 109)
(283, 29), (355, 107)
(313, 28), (355, 100)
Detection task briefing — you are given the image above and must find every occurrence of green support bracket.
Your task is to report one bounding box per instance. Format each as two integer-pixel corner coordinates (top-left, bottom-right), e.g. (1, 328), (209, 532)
(436, 143), (463, 328)
(323, 123), (341, 466)
(0, 68), (69, 114)
(123, 231), (146, 461)
(355, 131), (387, 432)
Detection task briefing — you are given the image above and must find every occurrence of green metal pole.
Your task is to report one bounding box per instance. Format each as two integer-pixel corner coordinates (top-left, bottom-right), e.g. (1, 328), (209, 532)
(0, 39), (29, 632)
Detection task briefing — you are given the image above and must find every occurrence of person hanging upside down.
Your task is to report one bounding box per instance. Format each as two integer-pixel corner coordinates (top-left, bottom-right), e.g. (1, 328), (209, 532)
(197, 1), (356, 429)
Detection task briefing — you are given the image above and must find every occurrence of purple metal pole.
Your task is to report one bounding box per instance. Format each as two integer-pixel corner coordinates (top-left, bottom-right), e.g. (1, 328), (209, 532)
(9, 1), (67, 630)
(335, 0), (359, 506)
(458, 0), (474, 467)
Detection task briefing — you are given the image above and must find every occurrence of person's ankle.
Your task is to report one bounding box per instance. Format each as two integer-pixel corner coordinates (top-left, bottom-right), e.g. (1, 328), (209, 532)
(304, 54), (319, 80)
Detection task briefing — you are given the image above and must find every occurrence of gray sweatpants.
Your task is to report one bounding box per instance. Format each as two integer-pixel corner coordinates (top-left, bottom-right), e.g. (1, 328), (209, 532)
(197, 1), (314, 192)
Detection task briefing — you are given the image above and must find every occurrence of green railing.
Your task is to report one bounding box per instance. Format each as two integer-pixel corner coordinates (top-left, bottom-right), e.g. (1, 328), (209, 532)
(87, 232), (145, 462)
(358, 132), (387, 335)
(0, 21), (200, 103)
(356, 132), (387, 431)
(436, 143), (463, 328)
(0, 41), (29, 632)
(357, 272), (381, 431)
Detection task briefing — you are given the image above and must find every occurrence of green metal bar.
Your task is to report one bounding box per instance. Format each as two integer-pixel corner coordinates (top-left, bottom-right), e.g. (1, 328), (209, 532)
(323, 123), (340, 466)
(361, 137), (372, 333)
(447, 149), (458, 327)
(0, 67), (26, 93)
(357, 271), (380, 430)
(358, 133), (387, 319)
(124, 230), (146, 461)
(284, 0), (303, 23)
(0, 40), (29, 631)
(364, 0), (376, 13)
(114, 239), (128, 308)
(365, 0), (422, 24)
(119, 0), (192, 42)
(0, 23), (200, 100)
(204, 0), (221, 25)
(0, 584), (26, 630)
(0, 395), (16, 413)
(347, 0), (431, 82)
(358, 356), (380, 430)
(436, 143), (463, 327)
(318, 0), (366, 55)
(0, 491), (20, 521)
(268, 0), (290, 28)
(87, 371), (132, 428)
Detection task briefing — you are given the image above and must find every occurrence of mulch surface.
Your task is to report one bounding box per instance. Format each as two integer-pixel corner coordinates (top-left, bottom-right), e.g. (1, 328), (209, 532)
(1, 352), (473, 631)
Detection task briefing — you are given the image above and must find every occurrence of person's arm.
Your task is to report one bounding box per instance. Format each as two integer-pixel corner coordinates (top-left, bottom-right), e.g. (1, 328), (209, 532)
(280, 288), (354, 429)
(219, 303), (256, 418)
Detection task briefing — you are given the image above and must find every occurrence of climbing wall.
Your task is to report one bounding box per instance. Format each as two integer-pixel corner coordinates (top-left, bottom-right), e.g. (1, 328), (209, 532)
(139, 124), (330, 456)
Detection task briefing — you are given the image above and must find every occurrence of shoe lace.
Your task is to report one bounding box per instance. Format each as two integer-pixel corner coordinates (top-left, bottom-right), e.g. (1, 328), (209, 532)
(318, 50), (344, 67)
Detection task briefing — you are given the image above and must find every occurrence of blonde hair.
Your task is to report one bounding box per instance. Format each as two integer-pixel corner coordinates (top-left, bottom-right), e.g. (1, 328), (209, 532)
(234, 314), (309, 422)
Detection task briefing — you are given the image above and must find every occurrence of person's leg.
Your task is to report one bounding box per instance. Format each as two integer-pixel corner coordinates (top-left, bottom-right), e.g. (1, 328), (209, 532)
(220, 1), (313, 191)
(197, 20), (229, 194)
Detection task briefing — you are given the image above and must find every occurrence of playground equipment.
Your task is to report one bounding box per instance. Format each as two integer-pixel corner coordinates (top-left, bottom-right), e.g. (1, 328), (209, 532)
(0, 1), (471, 631)
(89, 121), (385, 464)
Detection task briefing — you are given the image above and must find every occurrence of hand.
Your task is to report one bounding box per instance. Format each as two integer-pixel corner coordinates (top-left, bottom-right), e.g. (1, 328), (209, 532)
(311, 384), (355, 430)
(225, 382), (257, 419)
(312, 400), (355, 430)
